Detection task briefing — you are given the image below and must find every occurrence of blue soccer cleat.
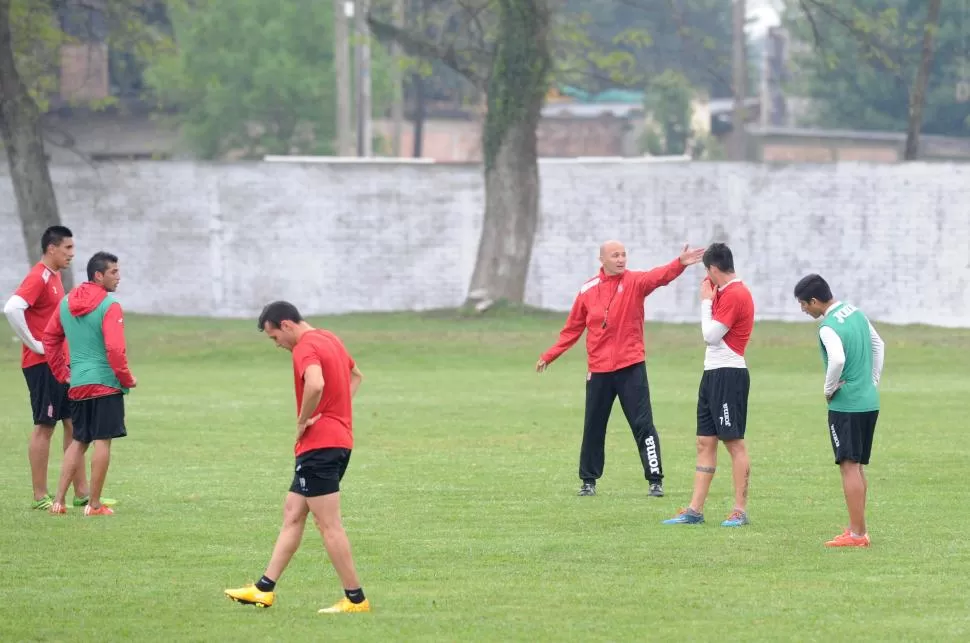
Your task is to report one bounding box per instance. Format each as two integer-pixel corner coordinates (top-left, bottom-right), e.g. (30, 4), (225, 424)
(721, 510), (749, 527)
(662, 508), (704, 524)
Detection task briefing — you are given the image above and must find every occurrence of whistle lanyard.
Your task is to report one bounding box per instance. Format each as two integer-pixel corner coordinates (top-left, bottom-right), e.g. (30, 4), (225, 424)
(600, 276), (623, 329)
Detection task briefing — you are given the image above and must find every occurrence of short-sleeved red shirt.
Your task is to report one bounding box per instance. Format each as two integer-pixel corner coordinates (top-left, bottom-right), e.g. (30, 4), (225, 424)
(292, 329), (355, 455)
(711, 280), (755, 357)
(14, 262), (65, 369)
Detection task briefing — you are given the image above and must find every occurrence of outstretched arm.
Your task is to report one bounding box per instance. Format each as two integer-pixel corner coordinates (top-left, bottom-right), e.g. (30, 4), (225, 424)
(635, 244), (705, 297)
(537, 294), (586, 371)
(635, 258), (686, 298)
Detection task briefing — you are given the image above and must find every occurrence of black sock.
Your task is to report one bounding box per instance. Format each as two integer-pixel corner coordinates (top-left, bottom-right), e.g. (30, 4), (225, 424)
(255, 576), (276, 592)
(345, 587), (366, 604)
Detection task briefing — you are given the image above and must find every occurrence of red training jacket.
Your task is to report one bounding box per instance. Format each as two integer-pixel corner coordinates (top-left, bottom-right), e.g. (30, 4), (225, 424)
(541, 258), (686, 373)
(43, 282), (136, 400)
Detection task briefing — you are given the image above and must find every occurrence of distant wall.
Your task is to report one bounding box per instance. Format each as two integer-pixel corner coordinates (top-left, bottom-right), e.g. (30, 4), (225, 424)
(2, 161), (968, 327)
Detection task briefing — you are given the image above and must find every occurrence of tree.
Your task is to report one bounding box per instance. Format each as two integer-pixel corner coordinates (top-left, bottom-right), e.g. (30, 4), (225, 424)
(0, 0), (61, 280)
(786, 0), (968, 157)
(0, 0), (168, 285)
(559, 0), (734, 98)
(145, 0), (394, 159)
(369, 0), (552, 308)
(370, 1), (741, 306)
(640, 70), (694, 156)
(904, 0), (942, 160)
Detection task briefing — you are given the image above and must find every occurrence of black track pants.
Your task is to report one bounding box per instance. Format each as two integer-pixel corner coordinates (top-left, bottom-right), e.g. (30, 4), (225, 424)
(579, 361), (663, 484)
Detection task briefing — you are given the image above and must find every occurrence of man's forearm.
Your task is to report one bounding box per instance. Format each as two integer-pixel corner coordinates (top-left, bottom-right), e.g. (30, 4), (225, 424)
(823, 360), (845, 397)
(298, 386), (324, 422)
(700, 300), (729, 345)
(4, 297), (43, 353)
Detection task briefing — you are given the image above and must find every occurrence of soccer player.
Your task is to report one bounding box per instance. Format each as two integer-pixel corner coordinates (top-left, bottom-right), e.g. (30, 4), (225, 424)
(794, 274), (884, 548)
(225, 301), (369, 614)
(536, 240), (705, 497)
(663, 243), (755, 527)
(2, 225), (103, 510)
(43, 252), (136, 516)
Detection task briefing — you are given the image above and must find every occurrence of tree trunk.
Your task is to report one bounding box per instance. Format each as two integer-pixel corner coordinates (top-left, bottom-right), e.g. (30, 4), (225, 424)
(904, 0), (942, 161)
(333, 0), (352, 156)
(0, 0), (70, 287)
(464, 0), (551, 309)
(466, 118), (542, 308)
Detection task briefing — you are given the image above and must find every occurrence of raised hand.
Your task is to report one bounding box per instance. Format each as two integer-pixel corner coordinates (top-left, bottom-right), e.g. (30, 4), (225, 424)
(679, 243), (706, 266)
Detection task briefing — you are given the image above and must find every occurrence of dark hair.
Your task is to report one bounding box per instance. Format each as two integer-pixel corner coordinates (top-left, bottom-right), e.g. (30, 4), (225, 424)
(258, 300), (304, 331)
(41, 226), (73, 254)
(702, 242), (734, 273)
(86, 251), (118, 281)
(793, 273), (834, 303)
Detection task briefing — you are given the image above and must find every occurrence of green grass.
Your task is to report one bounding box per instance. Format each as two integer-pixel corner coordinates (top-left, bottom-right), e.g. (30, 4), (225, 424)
(1, 311), (968, 642)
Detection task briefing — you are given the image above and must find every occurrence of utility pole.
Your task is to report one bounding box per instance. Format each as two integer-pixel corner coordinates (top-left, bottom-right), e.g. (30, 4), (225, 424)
(355, 0), (372, 157)
(333, 0), (352, 156)
(390, 0), (405, 156)
(731, 0), (747, 161)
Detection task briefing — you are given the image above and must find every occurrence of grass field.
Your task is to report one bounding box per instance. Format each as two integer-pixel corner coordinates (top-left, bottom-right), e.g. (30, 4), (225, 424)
(1, 310), (968, 642)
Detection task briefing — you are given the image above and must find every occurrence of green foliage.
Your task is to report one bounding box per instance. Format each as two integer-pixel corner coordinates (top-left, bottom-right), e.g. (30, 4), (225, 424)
(9, 0), (70, 111)
(8, 0), (174, 112)
(558, 0), (733, 98)
(785, 0), (970, 137)
(145, 0), (393, 159)
(640, 70), (694, 156)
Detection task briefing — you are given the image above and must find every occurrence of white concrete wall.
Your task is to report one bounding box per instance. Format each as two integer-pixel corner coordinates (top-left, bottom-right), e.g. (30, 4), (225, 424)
(2, 161), (968, 326)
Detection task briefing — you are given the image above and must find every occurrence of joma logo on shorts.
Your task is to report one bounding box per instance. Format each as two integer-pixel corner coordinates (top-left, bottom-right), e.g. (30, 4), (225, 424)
(721, 403), (731, 427)
(830, 423), (840, 447)
(644, 436), (660, 474)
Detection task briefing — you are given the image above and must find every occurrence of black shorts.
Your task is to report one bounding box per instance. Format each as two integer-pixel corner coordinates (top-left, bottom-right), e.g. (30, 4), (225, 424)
(22, 363), (72, 427)
(828, 410), (878, 465)
(290, 448), (352, 497)
(71, 393), (128, 444)
(697, 367), (750, 440)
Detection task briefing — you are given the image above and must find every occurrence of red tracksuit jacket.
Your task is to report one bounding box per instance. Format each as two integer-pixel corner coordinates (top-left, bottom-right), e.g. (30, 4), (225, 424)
(541, 258), (686, 373)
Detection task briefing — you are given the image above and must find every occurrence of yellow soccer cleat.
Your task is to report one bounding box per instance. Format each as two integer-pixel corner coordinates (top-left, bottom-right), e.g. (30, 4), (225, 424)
(318, 597), (371, 614)
(225, 584), (274, 608)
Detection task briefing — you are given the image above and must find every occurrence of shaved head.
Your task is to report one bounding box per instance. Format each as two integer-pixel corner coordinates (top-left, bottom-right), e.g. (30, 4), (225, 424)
(599, 240), (624, 257)
(599, 240), (627, 275)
